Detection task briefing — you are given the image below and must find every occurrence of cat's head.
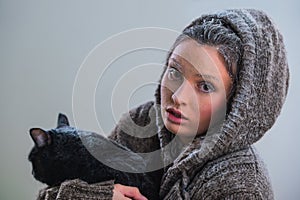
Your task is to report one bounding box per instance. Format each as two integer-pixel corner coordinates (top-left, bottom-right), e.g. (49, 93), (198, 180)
(28, 113), (81, 186)
(29, 113), (70, 148)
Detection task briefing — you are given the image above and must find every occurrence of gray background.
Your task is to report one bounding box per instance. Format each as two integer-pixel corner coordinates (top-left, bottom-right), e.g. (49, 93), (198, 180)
(1, 0), (299, 199)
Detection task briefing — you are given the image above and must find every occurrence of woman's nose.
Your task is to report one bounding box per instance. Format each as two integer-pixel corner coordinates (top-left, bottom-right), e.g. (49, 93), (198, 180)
(171, 80), (194, 106)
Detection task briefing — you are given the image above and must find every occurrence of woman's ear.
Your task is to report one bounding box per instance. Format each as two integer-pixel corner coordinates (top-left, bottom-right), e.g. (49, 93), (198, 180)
(29, 128), (51, 148)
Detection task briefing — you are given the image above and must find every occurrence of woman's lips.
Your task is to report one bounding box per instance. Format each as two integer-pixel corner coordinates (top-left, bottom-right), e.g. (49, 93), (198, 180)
(166, 107), (188, 124)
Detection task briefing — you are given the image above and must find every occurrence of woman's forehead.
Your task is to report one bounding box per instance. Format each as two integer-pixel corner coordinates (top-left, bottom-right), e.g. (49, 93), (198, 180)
(170, 40), (226, 77)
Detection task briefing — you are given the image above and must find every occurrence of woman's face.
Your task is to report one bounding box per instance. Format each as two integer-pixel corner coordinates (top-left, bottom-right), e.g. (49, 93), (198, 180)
(160, 39), (232, 140)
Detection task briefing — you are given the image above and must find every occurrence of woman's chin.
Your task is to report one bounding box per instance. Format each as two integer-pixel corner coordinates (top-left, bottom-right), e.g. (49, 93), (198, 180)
(164, 122), (197, 141)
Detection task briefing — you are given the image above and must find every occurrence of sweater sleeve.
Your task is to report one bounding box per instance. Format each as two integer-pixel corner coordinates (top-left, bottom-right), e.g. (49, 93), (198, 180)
(37, 179), (114, 200)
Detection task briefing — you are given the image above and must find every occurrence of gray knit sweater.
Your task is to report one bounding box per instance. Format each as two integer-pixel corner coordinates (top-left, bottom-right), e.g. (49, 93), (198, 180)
(37, 9), (289, 200)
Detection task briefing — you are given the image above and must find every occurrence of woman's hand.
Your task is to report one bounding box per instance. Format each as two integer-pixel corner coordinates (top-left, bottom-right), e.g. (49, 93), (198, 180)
(113, 184), (148, 200)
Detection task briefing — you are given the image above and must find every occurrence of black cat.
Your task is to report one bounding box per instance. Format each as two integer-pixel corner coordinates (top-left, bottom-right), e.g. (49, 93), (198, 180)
(28, 113), (159, 200)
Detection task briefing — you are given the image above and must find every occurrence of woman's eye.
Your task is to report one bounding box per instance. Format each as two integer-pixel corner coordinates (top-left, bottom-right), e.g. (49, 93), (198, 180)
(198, 82), (215, 93)
(167, 68), (183, 81)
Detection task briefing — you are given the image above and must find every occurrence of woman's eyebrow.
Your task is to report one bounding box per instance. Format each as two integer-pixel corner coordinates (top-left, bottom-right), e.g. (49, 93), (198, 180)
(196, 74), (220, 82)
(169, 58), (183, 70)
(170, 57), (220, 82)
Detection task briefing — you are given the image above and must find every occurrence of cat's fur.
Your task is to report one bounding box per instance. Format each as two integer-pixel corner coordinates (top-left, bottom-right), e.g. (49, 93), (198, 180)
(28, 113), (159, 200)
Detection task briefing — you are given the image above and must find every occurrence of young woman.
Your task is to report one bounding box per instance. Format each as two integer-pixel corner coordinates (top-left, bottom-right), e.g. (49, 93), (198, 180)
(37, 8), (289, 199)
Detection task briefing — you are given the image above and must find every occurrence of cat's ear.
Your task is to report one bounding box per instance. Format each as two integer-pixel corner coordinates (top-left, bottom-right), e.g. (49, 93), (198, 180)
(30, 128), (51, 148)
(57, 113), (69, 128)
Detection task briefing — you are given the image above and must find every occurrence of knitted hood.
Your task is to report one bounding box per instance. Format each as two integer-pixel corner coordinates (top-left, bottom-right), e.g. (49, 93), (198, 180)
(154, 9), (289, 195)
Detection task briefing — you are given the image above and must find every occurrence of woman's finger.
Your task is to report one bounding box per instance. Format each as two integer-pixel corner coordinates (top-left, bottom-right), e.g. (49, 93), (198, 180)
(113, 188), (131, 200)
(114, 184), (148, 200)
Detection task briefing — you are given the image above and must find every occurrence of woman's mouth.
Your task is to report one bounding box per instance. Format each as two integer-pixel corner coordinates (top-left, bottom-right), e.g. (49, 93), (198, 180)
(166, 107), (188, 124)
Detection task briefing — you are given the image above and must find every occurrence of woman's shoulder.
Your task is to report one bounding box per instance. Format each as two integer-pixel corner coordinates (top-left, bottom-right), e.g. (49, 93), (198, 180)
(108, 101), (160, 153)
(115, 100), (157, 131)
(188, 147), (274, 199)
(204, 147), (259, 174)
(128, 101), (155, 126)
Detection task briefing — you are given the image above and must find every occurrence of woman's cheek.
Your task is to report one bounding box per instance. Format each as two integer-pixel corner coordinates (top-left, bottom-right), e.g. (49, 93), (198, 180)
(199, 103), (213, 123)
(210, 95), (228, 123)
(160, 86), (171, 105)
